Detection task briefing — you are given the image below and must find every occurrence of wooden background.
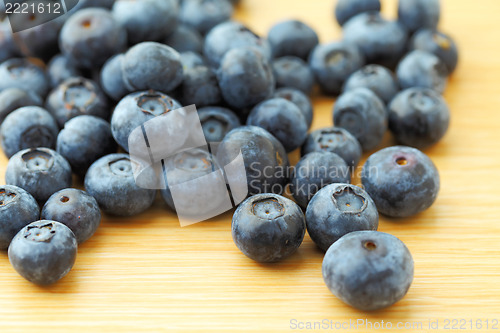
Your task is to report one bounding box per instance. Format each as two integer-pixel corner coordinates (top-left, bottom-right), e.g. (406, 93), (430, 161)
(1, 0), (500, 331)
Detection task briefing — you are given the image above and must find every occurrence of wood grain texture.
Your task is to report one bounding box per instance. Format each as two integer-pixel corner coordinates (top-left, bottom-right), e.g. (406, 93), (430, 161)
(1, 0), (500, 332)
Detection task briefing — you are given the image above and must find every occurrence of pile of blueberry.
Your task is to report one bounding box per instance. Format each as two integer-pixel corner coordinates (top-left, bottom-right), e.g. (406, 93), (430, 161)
(0, 0), (457, 311)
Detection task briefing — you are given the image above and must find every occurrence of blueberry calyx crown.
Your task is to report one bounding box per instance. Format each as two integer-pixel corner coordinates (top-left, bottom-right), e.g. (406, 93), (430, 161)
(0, 188), (17, 207)
(22, 149), (54, 171)
(317, 129), (345, 150)
(173, 150), (214, 172)
(332, 186), (367, 213)
(109, 157), (133, 176)
(62, 78), (97, 112)
(252, 197), (285, 220)
(24, 222), (56, 243)
(136, 90), (173, 117)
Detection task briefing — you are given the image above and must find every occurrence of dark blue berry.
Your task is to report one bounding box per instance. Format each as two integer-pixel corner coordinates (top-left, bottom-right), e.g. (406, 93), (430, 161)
(333, 88), (387, 151)
(164, 24), (204, 54)
(361, 146), (440, 217)
(322, 230), (414, 311)
(335, 0), (381, 26)
(396, 50), (448, 93)
(267, 19), (319, 60)
(273, 88), (313, 129)
(179, 0), (233, 35)
(290, 152), (351, 209)
(410, 29), (459, 74)
(232, 193), (305, 262)
(0, 185), (39, 250)
(178, 66), (221, 107)
(8, 220), (77, 285)
(100, 54), (130, 102)
(41, 188), (101, 244)
(306, 184), (379, 251)
(198, 106), (241, 143)
(343, 64), (399, 104)
(272, 56), (315, 95)
(0, 58), (50, 98)
(0, 88), (42, 124)
(85, 153), (156, 216)
(47, 54), (84, 88)
(398, 0), (440, 34)
(180, 51), (207, 70)
(70, 0), (115, 12)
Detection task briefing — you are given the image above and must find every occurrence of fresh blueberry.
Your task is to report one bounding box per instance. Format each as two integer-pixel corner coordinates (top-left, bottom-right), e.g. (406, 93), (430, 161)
(111, 90), (182, 151)
(5, 148), (72, 203)
(122, 42), (183, 93)
(179, 0), (233, 35)
(398, 0), (440, 34)
(180, 51), (207, 70)
(0, 185), (39, 250)
(0, 58), (50, 98)
(247, 98), (307, 152)
(410, 29), (459, 74)
(301, 127), (362, 168)
(178, 66), (221, 107)
(273, 88), (313, 128)
(59, 8), (127, 69)
(70, 0), (115, 12)
(322, 230), (414, 311)
(232, 193), (306, 263)
(0, 88), (43, 124)
(85, 153), (156, 216)
(0, 106), (59, 158)
(361, 145), (440, 217)
(306, 184), (379, 251)
(100, 54), (130, 102)
(290, 152), (351, 209)
(389, 88), (450, 149)
(267, 19), (319, 60)
(272, 56), (315, 95)
(333, 88), (387, 152)
(396, 50), (448, 93)
(343, 65), (399, 104)
(112, 0), (178, 45)
(198, 106), (241, 142)
(343, 12), (408, 69)
(335, 0), (381, 26)
(309, 41), (365, 95)
(41, 188), (101, 244)
(217, 48), (275, 110)
(57, 115), (117, 177)
(8, 220), (77, 285)
(164, 24), (204, 54)
(47, 54), (84, 88)
(46, 77), (109, 127)
(203, 21), (272, 68)
(217, 126), (289, 196)
(0, 18), (20, 63)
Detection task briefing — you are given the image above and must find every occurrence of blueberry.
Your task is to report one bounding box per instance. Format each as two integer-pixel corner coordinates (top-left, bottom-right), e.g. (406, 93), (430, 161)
(178, 66), (221, 107)
(217, 126), (289, 196)
(5, 148), (72, 204)
(70, 0), (115, 12)
(361, 146), (440, 217)
(290, 152), (351, 209)
(111, 90), (182, 151)
(46, 77), (109, 127)
(85, 153), (156, 216)
(333, 88), (387, 152)
(217, 48), (275, 110)
(232, 193), (305, 262)
(112, 0), (178, 45)
(100, 54), (130, 102)
(59, 8), (127, 69)
(180, 51), (207, 70)
(301, 127), (362, 168)
(0, 58), (50, 98)
(0, 106), (59, 159)
(57, 115), (117, 177)
(410, 29), (459, 74)
(0, 88), (43, 124)
(122, 42), (183, 93)
(0, 18), (20, 63)
(335, 0), (381, 26)
(198, 106), (241, 142)
(247, 98), (307, 152)
(309, 41), (365, 95)
(396, 50), (448, 93)
(343, 65), (399, 104)
(273, 88), (313, 128)
(322, 230), (414, 311)
(398, 0), (440, 34)
(164, 24), (204, 54)
(267, 19), (319, 60)
(306, 184), (379, 251)
(272, 56), (315, 95)
(389, 88), (450, 149)
(179, 0), (233, 35)
(41, 188), (101, 244)
(47, 54), (84, 88)
(8, 220), (77, 285)
(343, 12), (408, 69)
(203, 21), (272, 68)
(0, 185), (39, 250)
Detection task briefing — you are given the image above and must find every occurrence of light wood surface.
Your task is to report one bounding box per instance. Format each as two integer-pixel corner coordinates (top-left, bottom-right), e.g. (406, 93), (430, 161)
(1, 0), (500, 332)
